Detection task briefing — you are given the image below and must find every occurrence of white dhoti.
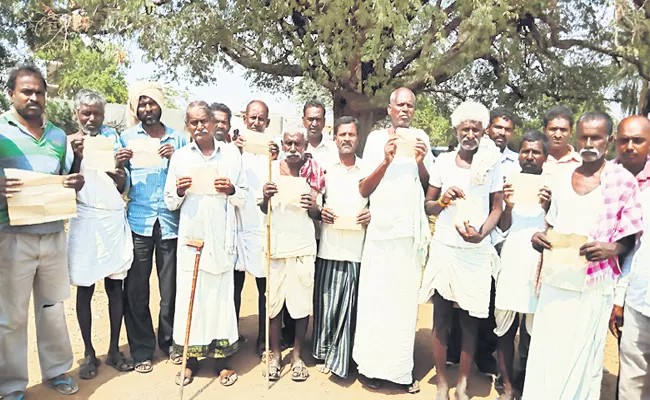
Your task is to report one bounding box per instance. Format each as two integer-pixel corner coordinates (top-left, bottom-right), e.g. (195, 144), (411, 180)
(269, 255), (315, 319)
(234, 228), (266, 278)
(419, 240), (498, 318)
(67, 168), (133, 287)
(522, 283), (612, 400)
(353, 237), (420, 385)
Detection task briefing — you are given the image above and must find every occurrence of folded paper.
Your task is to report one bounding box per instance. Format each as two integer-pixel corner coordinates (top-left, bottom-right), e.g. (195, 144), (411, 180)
(332, 215), (362, 231)
(189, 166), (220, 195)
(83, 135), (115, 171)
(542, 229), (588, 292)
(395, 128), (418, 158)
(273, 175), (307, 208)
(508, 173), (544, 206)
(129, 138), (162, 168)
(243, 130), (273, 156)
(5, 168), (77, 226)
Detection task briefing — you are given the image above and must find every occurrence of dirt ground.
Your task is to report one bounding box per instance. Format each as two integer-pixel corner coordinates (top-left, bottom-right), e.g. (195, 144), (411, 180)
(22, 273), (620, 400)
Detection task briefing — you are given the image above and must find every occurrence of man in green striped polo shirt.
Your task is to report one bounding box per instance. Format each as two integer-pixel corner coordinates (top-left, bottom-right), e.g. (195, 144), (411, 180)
(0, 65), (85, 400)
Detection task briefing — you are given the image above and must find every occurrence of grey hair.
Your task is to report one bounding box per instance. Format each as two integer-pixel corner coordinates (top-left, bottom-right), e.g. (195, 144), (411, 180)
(389, 87), (416, 106)
(74, 89), (106, 111)
(185, 100), (214, 124)
(451, 101), (490, 129)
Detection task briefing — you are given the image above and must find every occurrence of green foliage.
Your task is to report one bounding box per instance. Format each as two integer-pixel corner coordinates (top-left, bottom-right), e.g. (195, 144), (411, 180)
(293, 78), (334, 111)
(411, 95), (452, 147)
(45, 99), (77, 134)
(35, 38), (129, 103)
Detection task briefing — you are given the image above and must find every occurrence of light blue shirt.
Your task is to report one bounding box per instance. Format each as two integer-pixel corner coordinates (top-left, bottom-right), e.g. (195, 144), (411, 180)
(120, 123), (186, 239)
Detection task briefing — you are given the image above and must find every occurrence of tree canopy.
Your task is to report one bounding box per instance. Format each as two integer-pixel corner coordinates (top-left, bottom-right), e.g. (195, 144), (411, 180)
(5, 0), (650, 146)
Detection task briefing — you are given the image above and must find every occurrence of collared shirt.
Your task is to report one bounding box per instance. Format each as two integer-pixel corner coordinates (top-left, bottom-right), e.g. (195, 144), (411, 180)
(500, 147), (521, 180)
(0, 110), (73, 234)
(306, 138), (338, 172)
(543, 145), (581, 179)
(318, 157), (368, 263)
(120, 123), (186, 239)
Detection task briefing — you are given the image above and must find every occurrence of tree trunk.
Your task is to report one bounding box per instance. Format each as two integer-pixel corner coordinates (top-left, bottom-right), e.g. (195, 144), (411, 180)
(332, 90), (387, 156)
(640, 79), (650, 117)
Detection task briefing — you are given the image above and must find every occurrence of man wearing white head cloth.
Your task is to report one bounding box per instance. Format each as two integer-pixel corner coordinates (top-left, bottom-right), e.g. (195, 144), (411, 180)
(353, 87), (433, 393)
(419, 100), (503, 400)
(119, 82), (187, 373)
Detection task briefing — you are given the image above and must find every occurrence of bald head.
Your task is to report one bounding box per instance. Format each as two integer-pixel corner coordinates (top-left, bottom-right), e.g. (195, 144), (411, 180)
(616, 115), (650, 174)
(244, 100), (270, 133)
(388, 87), (416, 129)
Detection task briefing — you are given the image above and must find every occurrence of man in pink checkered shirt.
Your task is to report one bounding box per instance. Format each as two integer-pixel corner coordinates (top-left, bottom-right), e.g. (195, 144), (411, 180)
(526, 111), (643, 399)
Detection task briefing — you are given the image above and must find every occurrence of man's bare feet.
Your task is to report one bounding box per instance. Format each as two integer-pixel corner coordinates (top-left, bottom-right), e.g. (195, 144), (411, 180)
(454, 381), (470, 400)
(316, 364), (330, 374)
(435, 383), (450, 400)
(498, 390), (515, 400)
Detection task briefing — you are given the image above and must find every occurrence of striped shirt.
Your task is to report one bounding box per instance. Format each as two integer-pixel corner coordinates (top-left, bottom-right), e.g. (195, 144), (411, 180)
(120, 123), (186, 239)
(0, 110), (73, 233)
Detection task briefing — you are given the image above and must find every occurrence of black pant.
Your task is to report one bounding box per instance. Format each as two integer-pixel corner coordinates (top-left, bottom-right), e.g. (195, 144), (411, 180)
(123, 221), (178, 362)
(448, 278), (497, 365)
(234, 271), (267, 344)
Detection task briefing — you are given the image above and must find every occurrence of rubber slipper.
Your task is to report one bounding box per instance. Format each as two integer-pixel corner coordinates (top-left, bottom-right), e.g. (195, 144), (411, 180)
(79, 355), (100, 380)
(407, 379), (420, 394)
(2, 391), (25, 400)
(169, 350), (183, 366)
(47, 376), (79, 395)
(262, 356), (282, 381)
(290, 359), (309, 382)
(106, 352), (134, 372)
(219, 369), (238, 387)
(134, 359), (153, 374)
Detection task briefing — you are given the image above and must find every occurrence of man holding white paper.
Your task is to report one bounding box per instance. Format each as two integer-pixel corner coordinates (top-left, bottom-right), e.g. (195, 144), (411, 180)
(163, 100), (245, 387)
(119, 82), (187, 373)
(260, 130), (325, 382)
(0, 65), (85, 399)
(492, 130), (550, 400)
(312, 116), (370, 379)
(353, 87), (432, 393)
(67, 89), (135, 379)
(419, 101), (503, 400)
(528, 112), (642, 399)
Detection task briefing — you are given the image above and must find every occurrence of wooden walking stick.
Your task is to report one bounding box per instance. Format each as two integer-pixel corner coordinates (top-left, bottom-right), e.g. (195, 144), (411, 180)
(265, 145), (272, 389)
(179, 239), (205, 400)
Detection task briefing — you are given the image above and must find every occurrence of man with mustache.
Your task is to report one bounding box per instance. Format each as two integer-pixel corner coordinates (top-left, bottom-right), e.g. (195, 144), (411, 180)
(120, 82), (187, 373)
(303, 99), (337, 172)
(164, 100), (245, 387)
(211, 102), (233, 143)
(0, 65), (85, 399)
(353, 87), (433, 393)
(542, 106), (581, 177)
(420, 101), (504, 400)
(527, 112), (642, 399)
(231, 100), (284, 358)
(67, 89), (134, 380)
(488, 107), (520, 180)
(260, 130), (325, 382)
(609, 116), (650, 399)
(312, 116), (370, 379)
(492, 130), (551, 400)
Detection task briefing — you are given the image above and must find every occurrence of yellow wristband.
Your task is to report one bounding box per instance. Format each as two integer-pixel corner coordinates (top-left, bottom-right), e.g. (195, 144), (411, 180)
(438, 197), (450, 207)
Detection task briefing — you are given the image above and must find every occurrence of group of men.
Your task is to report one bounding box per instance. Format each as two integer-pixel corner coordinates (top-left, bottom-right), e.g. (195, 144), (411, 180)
(2, 63), (650, 400)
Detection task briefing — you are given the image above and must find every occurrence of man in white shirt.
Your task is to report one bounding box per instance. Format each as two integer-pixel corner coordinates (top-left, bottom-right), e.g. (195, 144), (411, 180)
(164, 101), (246, 387)
(353, 87), (433, 393)
(260, 131), (324, 382)
(312, 116), (370, 379)
(419, 101), (503, 400)
(493, 130), (551, 400)
(488, 107), (520, 180)
(303, 99), (337, 172)
(609, 116), (650, 400)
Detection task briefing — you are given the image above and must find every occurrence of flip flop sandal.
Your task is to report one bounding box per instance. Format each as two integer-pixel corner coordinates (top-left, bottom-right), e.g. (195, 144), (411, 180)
(262, 356), (283, 381)
(47, 376), (79, 395)
(134, 359), (153, 374)
(106, 352), (135, 372)
(2, 391), (25, 400)
(407, 380), (420, 394)
(79, 355), (100, 380)
(175, 358), (198, 386)
(169, 350), (183, 365)
(290, 360), (309, 382)
(218, 369), (238, 387)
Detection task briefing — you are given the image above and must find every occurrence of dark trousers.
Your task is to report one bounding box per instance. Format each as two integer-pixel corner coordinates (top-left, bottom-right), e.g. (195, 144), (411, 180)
(448, 278), (498, 365)
(123, 221), (177, 362)
(234, 271), (267, 343)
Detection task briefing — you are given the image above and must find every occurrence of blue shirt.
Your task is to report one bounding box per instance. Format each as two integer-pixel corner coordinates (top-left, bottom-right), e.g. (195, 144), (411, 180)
(0, 111), (72, 233)
(120, 123), (186, 239)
